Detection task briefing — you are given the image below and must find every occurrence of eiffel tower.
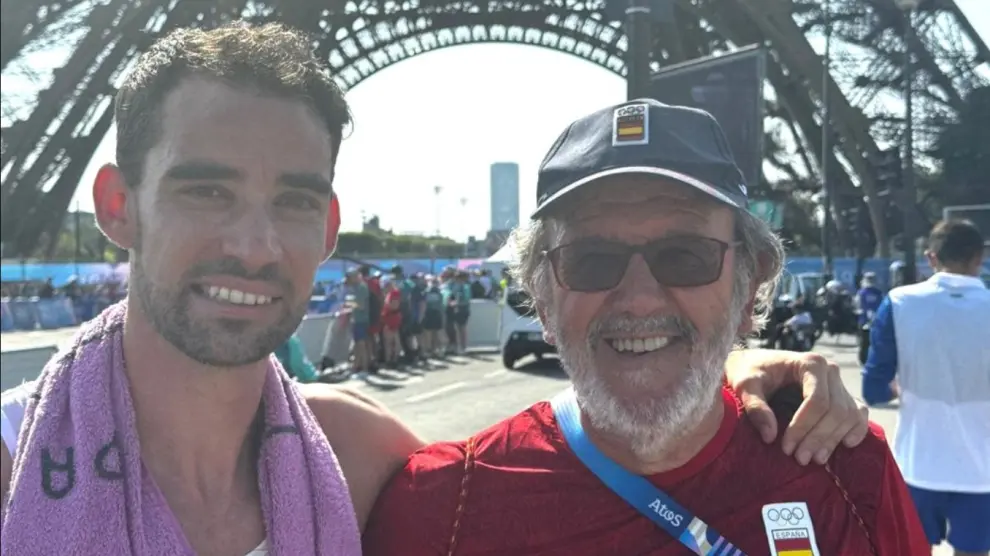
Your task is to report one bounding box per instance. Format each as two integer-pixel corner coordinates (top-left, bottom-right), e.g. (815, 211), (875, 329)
(1, 0), (986, 259)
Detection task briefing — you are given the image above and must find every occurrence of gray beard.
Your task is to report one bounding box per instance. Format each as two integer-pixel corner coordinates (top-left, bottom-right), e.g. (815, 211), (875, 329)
(550, 298), (745, 461)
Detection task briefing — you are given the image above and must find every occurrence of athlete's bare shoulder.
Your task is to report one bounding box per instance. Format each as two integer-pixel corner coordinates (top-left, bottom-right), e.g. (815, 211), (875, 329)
(300, 383), (426, 531)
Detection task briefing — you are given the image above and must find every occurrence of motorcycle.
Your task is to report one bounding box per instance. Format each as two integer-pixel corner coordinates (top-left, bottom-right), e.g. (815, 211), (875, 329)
(818, 292), (858, 339)
(778, 311), (817, 353)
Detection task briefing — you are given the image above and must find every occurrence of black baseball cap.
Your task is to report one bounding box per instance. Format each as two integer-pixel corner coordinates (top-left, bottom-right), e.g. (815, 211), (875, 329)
(532, 98), (749, 218)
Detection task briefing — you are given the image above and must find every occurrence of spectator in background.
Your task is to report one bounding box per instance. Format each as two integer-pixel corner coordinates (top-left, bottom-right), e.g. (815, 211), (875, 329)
(469, 270), (486, 299)
(863, 219), (990, 555)
(477, 269), (494, 298)
(360, 265), (384, 370)
(274, 333), (319, 383)
(420, 275), (445, 357)
(345, 268), (373, 373)
(390, 265), (419, 364)
(439, 267), (457, 355)
(855, 272), (883, 322)
(447, 270), (472, 354)
(381, 280), (403, 367)
(410, 273), (427, 362)
(38, 278), (54, 299)
(499, 267), (512, 293)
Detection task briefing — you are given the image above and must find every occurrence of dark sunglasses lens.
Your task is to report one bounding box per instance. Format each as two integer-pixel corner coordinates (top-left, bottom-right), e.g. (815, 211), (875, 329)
(647, 238), (724, 287)
(552, 245), (629, 291)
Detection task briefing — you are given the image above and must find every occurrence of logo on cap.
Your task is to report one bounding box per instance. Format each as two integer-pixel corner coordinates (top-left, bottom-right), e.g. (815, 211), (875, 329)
(612, 103), (650, 146)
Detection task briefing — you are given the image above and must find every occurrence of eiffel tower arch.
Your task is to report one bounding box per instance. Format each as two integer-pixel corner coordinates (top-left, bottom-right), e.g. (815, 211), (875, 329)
(2, 0), (986, 259)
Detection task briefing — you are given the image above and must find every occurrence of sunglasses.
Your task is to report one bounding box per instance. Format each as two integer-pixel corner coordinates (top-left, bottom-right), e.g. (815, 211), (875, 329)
(544, 235), (737, 292)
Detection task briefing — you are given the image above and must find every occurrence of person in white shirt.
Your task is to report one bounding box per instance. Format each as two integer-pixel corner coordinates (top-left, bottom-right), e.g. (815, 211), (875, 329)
(863, 218), (990, 556)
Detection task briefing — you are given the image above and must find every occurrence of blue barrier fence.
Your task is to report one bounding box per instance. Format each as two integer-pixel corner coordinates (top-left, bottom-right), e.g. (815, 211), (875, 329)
(1, 298), (77, 332)
(1, 295), (342, 333)
(4, 256), (987, 333)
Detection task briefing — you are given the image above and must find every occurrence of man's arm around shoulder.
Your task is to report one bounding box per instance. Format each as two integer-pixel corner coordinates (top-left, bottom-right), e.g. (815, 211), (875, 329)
(301, 384), (425, 532)
(830, 424), (929, 554)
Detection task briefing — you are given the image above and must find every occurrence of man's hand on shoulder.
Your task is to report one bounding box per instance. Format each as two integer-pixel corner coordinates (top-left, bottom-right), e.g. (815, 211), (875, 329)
(301, 383), (425, 532)
(726, 349), (870, 466)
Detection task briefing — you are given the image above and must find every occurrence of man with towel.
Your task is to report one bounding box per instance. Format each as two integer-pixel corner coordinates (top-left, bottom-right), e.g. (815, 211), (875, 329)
(2, 23), (872, 556)
(362, 101), (929, 554)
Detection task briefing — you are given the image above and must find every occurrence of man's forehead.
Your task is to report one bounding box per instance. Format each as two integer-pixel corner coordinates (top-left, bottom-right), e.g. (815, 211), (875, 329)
(147, 76), (335, 179)
(159, 76), (331, 143)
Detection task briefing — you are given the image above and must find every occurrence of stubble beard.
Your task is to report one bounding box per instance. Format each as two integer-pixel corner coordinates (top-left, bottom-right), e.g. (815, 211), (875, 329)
(129, 228), (303, 368)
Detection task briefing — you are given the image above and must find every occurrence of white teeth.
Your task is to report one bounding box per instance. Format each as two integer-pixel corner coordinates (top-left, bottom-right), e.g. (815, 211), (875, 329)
(608, 336), (671, 353)
(203, 286), (273, 306)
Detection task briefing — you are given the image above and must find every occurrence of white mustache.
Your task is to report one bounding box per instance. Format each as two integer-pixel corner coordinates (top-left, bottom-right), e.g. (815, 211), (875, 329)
(589, 315), (697, 344)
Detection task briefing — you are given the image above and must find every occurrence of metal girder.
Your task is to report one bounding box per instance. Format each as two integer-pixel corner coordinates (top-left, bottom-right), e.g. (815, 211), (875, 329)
(1, 0), (93, 71)
(686, 0), (869, 251)
(321, 10), (630, 90)
(1, 0), (253, 257)
(728, 0), (891, 254)
(943, 0), (989, 64)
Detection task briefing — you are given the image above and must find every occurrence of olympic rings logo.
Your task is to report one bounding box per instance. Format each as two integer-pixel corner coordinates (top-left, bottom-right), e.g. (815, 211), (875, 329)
(766, 506), (805, 526)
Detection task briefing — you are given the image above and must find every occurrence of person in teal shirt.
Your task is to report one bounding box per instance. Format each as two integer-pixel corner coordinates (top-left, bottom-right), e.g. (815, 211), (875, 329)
(441, 270), (473, 354)
(273, 333), (319, 383)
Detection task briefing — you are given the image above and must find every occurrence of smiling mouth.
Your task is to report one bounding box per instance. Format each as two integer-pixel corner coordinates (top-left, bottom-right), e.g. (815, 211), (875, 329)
(191, 284), (280, 306)
(606, 336), (677, 354)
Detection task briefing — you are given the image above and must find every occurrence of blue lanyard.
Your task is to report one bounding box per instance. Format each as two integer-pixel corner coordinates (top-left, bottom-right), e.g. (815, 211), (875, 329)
(551, 388), (745, 556)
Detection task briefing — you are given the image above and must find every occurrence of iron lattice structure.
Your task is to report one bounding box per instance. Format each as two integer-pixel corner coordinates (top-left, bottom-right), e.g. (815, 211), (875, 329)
(1, 0), (986, 258)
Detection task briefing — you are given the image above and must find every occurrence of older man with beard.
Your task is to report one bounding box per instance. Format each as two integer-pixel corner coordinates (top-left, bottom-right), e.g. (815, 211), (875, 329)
(363, 100), (928, 555)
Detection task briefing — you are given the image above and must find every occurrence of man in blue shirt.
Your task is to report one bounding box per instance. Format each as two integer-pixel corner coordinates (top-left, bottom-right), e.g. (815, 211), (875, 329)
(862, 219), (990, 555)
(855, 272), (884, 364)
(855, 272), (884, 325)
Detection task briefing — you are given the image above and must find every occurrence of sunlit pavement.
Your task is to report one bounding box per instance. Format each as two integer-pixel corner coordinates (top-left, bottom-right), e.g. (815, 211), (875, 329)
(0, 328), (953, 552)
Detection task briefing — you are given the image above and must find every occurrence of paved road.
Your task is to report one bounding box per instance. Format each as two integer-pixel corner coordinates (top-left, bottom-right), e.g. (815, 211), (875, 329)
(0, 327), (80, 353)
(0, 328), (949, 552)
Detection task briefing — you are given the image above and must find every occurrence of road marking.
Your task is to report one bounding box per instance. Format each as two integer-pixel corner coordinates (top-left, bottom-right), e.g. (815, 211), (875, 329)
(405, 381), (468, 403)
(483, 369), (509, 379)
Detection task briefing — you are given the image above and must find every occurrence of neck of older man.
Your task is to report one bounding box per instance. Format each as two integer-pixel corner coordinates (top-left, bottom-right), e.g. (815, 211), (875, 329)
(581, 386), (725, 476)
(122, 301), (266, 507)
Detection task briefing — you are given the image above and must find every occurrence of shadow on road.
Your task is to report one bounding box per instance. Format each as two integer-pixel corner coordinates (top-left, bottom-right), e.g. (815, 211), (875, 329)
(512, 357), (568, 379)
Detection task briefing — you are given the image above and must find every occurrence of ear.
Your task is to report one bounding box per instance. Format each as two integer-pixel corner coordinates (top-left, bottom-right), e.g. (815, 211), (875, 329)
(536, 304), (556, 345)
(323, 193), (341, 260)
(93, 164), (138, 250)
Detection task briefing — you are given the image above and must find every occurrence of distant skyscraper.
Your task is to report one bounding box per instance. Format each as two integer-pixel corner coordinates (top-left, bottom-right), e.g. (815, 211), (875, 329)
(490, 162), (520, 232)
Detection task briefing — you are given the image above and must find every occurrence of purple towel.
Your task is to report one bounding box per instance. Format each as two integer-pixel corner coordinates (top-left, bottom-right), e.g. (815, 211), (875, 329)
(0, 303), (361, 555)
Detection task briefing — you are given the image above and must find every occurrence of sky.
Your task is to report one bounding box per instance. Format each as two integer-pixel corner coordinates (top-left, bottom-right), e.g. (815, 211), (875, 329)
(3, 2), (987, 242)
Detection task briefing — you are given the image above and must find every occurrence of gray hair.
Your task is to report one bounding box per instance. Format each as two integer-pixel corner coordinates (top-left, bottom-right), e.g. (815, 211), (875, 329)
(507, 208), (785, 335)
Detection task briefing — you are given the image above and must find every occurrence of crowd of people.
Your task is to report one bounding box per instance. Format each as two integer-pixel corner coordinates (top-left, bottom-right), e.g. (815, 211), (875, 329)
(337, 264), (498, 373)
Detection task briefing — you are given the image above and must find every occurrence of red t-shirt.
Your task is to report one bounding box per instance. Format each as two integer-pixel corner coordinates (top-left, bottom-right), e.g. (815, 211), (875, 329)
(381, 289), (402, 331)
(363, 388), (928, 555)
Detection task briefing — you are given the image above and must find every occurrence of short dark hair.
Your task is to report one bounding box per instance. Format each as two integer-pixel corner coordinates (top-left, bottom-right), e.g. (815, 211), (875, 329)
(928, 219), (985, 265)
(114, 22), (351, 188)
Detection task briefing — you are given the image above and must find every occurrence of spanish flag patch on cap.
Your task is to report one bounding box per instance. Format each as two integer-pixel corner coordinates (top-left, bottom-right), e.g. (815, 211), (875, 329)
(612, 102), (650, 146)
